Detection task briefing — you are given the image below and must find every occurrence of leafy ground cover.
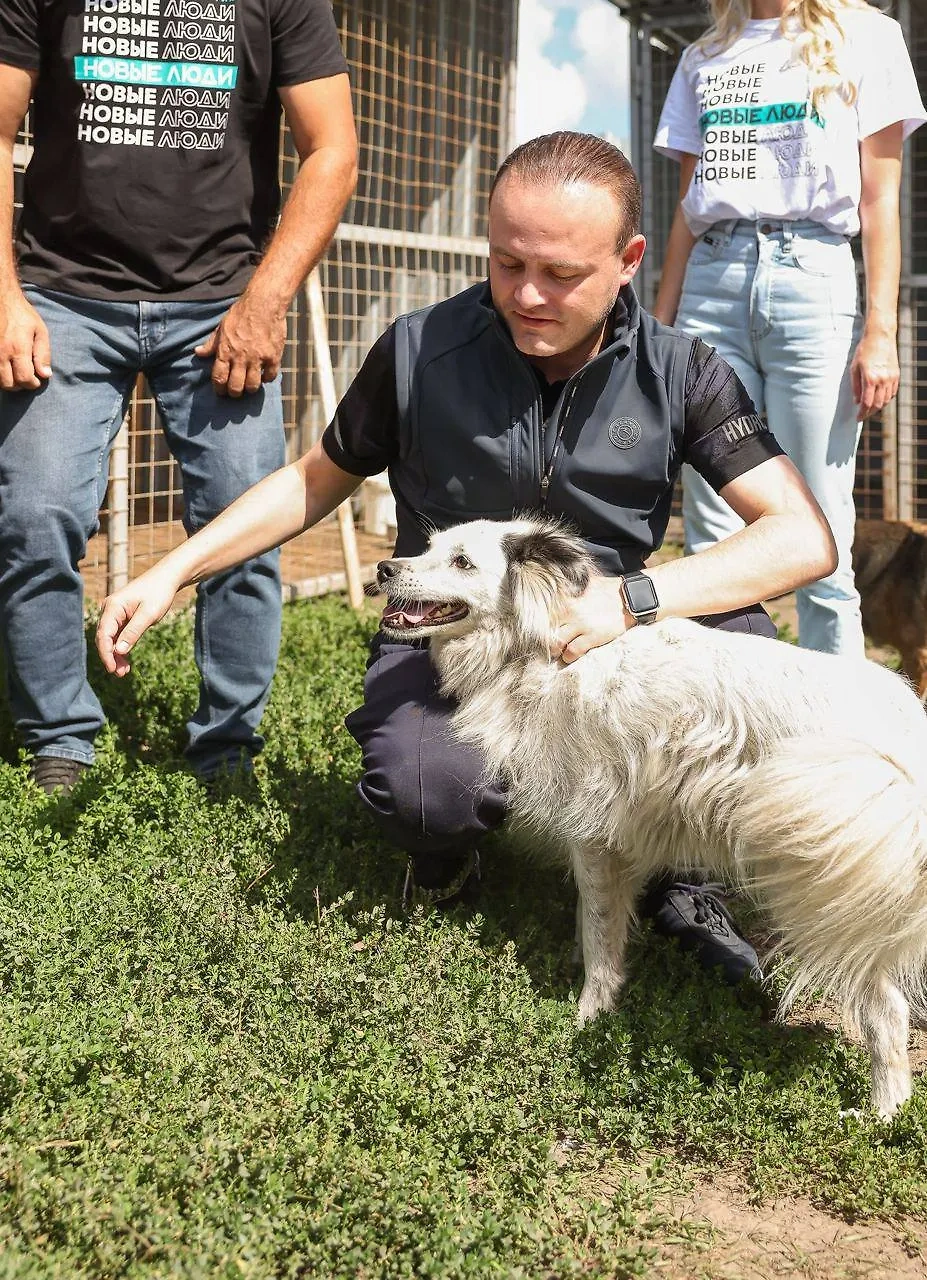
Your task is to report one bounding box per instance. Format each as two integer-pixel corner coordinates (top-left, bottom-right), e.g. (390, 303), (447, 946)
(0, 596), (925, 1278)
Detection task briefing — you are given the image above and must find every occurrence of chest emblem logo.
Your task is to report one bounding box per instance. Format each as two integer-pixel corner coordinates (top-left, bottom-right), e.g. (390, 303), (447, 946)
(608, 417), (642, 449)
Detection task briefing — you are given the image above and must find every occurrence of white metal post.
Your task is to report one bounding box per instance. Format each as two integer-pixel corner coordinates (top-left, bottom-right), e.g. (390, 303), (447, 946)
(106, 416), (131, 595)
(306, 267), (365, 609)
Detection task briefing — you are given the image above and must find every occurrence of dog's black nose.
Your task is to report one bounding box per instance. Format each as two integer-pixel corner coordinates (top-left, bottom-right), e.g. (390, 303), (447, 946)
(377, 559), (402, 585)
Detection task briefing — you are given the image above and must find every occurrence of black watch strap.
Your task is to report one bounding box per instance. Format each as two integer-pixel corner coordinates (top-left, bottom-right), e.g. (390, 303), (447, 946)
(620, 571), (659, 625)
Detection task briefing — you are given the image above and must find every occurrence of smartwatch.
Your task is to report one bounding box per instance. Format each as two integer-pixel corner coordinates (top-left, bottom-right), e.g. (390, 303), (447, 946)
(620, 571), (659, 625)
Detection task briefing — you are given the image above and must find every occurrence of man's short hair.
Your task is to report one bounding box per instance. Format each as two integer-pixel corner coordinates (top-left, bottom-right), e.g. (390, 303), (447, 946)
(490, 131), (642, 252)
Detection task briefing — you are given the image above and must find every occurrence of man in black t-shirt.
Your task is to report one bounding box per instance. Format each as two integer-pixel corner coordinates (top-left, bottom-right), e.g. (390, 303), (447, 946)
(96, 133), (838, 982)
(0, 0), (357, 791)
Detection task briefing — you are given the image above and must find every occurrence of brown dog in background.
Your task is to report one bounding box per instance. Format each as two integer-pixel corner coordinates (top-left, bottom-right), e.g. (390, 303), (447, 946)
(853, 518), (927, 698)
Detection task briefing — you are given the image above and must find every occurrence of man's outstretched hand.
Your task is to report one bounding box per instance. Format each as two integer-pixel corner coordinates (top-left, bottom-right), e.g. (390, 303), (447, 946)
(96, 568), (181, 676)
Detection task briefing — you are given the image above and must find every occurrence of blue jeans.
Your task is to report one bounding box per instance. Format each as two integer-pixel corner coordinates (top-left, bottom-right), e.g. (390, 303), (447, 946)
(0, 286), (285, 775)
(677, 219), (865, 656)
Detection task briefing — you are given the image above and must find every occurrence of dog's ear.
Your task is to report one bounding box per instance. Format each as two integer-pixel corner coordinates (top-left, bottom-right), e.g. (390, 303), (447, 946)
(501, 525), (591, 650)
(502, 526), (591, 592)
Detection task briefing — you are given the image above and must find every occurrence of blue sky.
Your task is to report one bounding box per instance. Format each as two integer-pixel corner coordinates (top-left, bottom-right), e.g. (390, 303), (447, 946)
(515, 0), (631, 151)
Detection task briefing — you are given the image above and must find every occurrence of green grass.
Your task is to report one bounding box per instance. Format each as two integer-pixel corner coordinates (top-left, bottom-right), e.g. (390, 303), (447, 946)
(0, 597), (925, 1277)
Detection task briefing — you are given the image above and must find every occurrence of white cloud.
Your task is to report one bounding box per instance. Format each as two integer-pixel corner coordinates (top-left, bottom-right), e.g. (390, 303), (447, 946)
(515, 0), (588, 142)
(515, 0), (631, 149)
(574, 4), (630, 121)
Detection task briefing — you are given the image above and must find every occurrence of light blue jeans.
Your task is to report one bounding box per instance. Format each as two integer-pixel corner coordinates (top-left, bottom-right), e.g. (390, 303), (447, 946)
(0, 286), (285, 776)
(677, 218), (865, 656)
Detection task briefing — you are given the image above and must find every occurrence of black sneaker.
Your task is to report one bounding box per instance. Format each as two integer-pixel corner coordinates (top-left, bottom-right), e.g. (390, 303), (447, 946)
(402, 849), (482, 912)
(643, 881), (762, 984)
(29, 757), (89, 796)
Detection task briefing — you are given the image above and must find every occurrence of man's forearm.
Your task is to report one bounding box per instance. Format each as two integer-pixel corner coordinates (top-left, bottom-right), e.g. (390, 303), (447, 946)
(0, 138), (19, 293)
(0, 81), (53, 391)
(158, 447), (360, 590)
(196, 75), (357, 396)
(97, 444), (362, 670)
(647, 508), (836, 621)
(551, 497), (835, 663)
(0, 66), (35, 295)
(241, 143), (357, 319)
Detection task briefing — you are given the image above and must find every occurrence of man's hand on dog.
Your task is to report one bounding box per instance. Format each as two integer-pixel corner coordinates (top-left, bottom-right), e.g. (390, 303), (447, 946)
(195, 293), (287, 398)
(552, 576), (634, 663)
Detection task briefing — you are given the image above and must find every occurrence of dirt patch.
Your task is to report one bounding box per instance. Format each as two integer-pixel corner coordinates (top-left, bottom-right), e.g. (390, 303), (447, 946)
(556, 986), (927, 1278)
(781, 998), (927, 1074)
(649, 1173), (926, 1279)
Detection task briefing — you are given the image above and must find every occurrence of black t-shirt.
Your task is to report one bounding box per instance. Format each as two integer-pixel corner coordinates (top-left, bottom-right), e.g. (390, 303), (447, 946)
(0, 0), (348, 299)
(322, 325), (783, 495)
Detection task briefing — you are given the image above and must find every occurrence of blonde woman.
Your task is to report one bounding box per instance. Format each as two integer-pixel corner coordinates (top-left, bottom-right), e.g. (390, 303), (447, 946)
(653, 0), (925, 655)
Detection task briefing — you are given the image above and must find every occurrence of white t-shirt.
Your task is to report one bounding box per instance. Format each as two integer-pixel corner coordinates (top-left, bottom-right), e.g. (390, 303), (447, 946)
(653, 7), (926, 237)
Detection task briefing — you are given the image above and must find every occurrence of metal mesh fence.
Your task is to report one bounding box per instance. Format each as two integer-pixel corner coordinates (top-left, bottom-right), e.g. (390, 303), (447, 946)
(629, 18), (696, 311)
(12, 0), (514, 600)
(903, 0), (927, 519)
(14, 0), (927, 573)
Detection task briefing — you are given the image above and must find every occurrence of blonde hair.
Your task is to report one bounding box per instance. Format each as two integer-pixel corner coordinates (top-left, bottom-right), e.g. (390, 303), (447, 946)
(693, 0), (872, 108)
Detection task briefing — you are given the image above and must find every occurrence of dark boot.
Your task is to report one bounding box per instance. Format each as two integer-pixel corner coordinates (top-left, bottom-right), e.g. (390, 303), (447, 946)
(402, 849), (482, 912)
(29, 757), (89, 796)
(642, 879), (762, 984)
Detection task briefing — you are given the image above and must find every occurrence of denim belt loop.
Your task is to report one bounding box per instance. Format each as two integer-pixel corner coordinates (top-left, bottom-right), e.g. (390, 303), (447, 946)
(781, 221), (794, 253)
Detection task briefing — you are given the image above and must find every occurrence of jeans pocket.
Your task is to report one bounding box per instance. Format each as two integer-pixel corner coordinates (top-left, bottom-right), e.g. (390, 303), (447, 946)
(788, 233), (853, 278)
(688, 233), (726, 267)
(680, 235), (730, 317)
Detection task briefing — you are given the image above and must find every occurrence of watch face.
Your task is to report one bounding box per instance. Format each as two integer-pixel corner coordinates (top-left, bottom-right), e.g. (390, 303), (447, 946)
(624, 574), (659, 615)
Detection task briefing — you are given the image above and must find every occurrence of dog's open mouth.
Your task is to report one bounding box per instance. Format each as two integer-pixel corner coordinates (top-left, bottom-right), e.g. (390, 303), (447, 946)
(382, 600), (469, 631)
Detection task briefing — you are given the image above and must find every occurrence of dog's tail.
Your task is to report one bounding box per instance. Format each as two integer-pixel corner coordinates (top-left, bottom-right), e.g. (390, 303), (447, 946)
(734, 737), (927, 1023)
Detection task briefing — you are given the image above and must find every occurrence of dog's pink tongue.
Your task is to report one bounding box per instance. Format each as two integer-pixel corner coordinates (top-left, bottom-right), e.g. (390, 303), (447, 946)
(383, 602), (434, 625)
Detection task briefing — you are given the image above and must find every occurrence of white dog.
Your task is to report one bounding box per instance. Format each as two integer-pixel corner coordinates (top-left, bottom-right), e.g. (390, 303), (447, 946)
(377, 516), (927, 1119)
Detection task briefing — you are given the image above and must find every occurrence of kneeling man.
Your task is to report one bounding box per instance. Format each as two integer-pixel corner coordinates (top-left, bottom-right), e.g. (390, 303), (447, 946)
(97, 132), (837, 983)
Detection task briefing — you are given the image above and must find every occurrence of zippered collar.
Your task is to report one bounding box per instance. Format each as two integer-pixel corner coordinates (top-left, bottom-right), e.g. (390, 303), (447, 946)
(478, 280), (639, 372)
(477, 280), (641, 510)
